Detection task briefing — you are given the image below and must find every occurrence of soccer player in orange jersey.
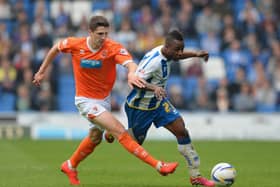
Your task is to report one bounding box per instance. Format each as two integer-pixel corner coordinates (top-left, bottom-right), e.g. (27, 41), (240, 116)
(33, 15), (178, 185)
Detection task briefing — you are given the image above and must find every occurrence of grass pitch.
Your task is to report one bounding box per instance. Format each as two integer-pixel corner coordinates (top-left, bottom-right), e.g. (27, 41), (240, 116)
(0, 139), (279, 187)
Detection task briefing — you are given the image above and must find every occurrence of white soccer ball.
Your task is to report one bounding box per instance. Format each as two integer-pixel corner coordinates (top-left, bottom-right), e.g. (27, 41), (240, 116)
(211, 162), (237, 186)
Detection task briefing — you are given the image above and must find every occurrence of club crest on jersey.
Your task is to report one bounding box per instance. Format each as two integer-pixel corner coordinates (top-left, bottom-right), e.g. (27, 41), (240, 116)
(119, 48), (129, 55)
(80, 49), (85, 54)
(80, 59), (102, 68)
(101, 50), (108, 58)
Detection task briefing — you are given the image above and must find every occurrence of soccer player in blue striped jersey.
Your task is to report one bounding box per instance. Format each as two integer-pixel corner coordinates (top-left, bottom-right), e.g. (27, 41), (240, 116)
(125, 30), (215, 187)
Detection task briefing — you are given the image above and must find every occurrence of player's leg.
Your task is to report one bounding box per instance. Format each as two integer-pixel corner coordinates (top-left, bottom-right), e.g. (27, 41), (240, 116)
(164, 118), (214, 187)
(61, 98), (105, 185)
(91, 110), (178, 176)
(61, 127), (103, 185)
(69, 127), (103, 168)
(125, 103), (153, 145)
(153, 99), (214, 186)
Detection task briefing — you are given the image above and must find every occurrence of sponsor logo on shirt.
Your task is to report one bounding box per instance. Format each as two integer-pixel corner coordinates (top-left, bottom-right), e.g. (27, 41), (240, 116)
(80, 59), (102, 68)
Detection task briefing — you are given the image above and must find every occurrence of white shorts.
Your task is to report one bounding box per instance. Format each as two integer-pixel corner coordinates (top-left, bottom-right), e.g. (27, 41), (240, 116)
(75, 96), (111, 130)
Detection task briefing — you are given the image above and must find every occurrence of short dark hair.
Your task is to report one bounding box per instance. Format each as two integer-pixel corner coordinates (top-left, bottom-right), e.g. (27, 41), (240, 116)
(89, 16), (110, 31)
(166, 30), (184, 43)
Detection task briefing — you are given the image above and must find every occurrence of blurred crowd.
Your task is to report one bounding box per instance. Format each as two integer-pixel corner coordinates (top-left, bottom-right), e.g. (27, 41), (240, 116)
(0, 0), (280, 113)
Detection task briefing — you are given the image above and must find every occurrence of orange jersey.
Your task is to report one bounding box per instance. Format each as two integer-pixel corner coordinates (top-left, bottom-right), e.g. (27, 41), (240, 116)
(57, 37), (133, 99)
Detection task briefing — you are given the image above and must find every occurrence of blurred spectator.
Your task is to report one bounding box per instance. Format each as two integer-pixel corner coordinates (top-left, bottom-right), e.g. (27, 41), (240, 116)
(154, 2), (175, 36)
(211, 0), (233, 18)
(31, 14), (53, 39)
(175, 0), (197, 38)
(190, 76), (214, 111)
(193, 91), (213, 112)
(247, 60), (266, 85)
(220, 14), (240, 50)
(0, 0), (11, 19)
(200, 30), (221, 55)
(0, 22), (9, 40)
(195, 5), (221, 35)
(16, 83), (32, 111)
(134, 5), (155, 33)
(256, 0), (274, 18)
(75, 15), (89, 37)
(238, 0), (261, 24)
(34, 0), (49, 20)
(136, 26), (164, 56)
(0, 57), (17, 93)
(215, 87), (229, 112)
(183, 58), (203, 78)
(223, 39), (251, 82)
(233, 82), (256, 112)
(115, 18), (137, 50)
(52, 1), (73, 39)
(34, 82), (56, 111)
(267, 44), (280, 105)
(168, 84), (188, 110)
(238, 0), (262, 36)
(227, 67), (247, 103)
(261, 19), (280, 49)
(254, 78), (277, 112)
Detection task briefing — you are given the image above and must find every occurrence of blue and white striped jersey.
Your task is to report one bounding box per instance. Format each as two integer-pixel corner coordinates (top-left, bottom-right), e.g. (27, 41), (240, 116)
(126, 45), (173, 110)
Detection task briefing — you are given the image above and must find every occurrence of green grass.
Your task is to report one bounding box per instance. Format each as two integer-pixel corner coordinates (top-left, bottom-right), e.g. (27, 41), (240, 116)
(0, 140), (279, 187)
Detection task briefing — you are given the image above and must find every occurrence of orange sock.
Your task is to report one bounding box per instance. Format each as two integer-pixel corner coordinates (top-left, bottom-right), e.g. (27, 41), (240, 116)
(69, 136), (97, 168)
(118, 131), (158, 168)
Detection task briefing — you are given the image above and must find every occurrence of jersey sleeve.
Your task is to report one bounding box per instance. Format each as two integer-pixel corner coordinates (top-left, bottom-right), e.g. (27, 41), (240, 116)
(113, 45), (133, 65)
(57, 37), (76, 53)
(136, 59), (158, 80)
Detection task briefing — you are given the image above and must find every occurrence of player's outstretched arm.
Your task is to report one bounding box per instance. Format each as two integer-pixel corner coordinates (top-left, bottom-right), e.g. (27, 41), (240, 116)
(33, 44), (60, 86)
(175, 50), (209, 62)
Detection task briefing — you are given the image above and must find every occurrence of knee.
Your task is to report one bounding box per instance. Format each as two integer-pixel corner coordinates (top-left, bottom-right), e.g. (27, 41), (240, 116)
(176, 129), (191, 143)
(88, 129), (103, 145)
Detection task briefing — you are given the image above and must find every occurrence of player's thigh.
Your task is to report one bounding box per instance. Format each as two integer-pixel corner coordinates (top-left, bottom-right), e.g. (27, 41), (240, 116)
(76, 98), (127, 139)
(153, 99), (181, 128)
(125, 103), (154, 144)
(92, 110), (125, 137)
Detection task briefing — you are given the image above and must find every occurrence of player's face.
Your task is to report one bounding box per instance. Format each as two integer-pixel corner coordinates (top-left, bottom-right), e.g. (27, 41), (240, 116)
(89, 26), (109, 48)
(164, 40), (184, 60)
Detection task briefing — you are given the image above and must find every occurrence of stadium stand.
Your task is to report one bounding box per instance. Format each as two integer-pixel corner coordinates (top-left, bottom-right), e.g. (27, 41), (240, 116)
(0, 0), (279, 113)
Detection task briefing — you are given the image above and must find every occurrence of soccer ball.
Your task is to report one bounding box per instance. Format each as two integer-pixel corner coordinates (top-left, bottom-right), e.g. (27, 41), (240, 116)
(211, 162), (237, 186)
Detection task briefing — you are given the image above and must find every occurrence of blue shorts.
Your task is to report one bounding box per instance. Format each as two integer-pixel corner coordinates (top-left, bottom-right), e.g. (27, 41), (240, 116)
(125, 98), (181, 144)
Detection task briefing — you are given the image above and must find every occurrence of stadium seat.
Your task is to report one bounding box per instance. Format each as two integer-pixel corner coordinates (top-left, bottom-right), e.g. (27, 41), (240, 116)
(57, 74), (76, 112)
(92, 0), (111, 10)
(256, 104), (276, 113)
(184, 38), (200, 50)
(182, 76), (198, 101)
(0, 93), (16, 112)
(166, 76), (183, 94)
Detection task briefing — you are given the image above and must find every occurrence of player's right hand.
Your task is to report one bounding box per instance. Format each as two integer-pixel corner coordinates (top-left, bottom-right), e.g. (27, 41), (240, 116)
(197, 50), (209, 62)
(32, 72), (45, 86)
(128, 73), (146, 89)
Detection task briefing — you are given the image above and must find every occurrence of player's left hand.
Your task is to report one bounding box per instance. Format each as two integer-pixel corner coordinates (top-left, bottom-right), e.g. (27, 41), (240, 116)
(197, 50), (209, 62)
(154, 87), (167, 100)
(127, 73), (146, 89)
